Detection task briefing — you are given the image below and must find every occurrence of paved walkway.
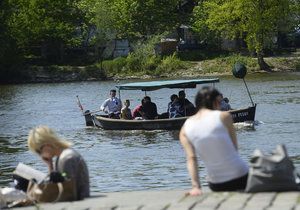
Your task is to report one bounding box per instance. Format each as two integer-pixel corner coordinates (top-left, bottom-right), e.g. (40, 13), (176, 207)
(13, 189), (300, 210)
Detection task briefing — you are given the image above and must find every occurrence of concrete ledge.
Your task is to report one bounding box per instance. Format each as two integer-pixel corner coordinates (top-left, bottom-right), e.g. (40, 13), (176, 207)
(13, 190), (300, 210)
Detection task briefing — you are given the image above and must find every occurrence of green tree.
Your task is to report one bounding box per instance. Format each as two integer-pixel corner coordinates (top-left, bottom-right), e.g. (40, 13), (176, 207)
(0, 0), (23, 81)
(7, 0), (88, 62)
(194, 0), (294, 71)
(130, 0), (180, 36)
(192, 1), (221, 49)
(93, 0), (181, 39)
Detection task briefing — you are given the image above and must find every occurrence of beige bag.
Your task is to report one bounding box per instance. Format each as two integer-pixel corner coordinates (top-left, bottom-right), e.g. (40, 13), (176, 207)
(27, 179), (76, 203)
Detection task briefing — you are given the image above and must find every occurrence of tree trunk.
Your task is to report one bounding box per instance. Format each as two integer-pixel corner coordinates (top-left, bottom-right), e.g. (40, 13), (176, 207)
(257, 51), (272, 71)
(256, 0), (272, 72)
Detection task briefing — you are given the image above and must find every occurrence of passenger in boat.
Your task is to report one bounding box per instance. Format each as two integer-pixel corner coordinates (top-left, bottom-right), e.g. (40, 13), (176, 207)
(121, 99), (133, 120)
(167, 94), (177, 113)
(179, 86), (248, 195)
(168, 94), (184, 118)
(178, 90), (196, 116)
(132, 99), (145, 119)
(100, 89), (122, 119)
(142, 96), (158, 120)
(220, 94), (232, 111)
(27, 126), (90, 200)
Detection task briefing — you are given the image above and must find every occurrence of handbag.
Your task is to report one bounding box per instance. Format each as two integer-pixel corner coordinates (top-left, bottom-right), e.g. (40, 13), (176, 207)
(245, 144), (299, 192)
(27, 177), (76, 203)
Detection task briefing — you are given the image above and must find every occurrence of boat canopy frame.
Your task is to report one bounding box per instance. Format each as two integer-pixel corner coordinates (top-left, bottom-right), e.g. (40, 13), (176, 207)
(116, 78), (219, 92)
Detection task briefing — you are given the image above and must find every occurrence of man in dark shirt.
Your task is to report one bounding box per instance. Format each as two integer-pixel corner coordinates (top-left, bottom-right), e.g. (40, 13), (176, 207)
(142, 96), (158, 119)
(178, 90), (196, 116)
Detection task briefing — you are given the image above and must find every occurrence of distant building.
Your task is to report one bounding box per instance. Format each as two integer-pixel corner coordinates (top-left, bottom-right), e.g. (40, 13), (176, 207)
(112, 39), (130, 58)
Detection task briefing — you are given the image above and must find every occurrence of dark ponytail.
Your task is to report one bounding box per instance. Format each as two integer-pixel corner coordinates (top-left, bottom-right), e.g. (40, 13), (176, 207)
(195, 86), (221, 111)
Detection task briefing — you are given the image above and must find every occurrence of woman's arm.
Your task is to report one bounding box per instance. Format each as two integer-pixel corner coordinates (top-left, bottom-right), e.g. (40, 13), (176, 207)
(220, 112), (238, 150)
(57, 156), (78, 200)
(179, 128), (202, 196)
(43, 158), (54, 172)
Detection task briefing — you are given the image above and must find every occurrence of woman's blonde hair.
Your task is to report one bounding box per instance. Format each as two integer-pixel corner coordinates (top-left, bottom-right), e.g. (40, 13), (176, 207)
(28, 125), (72, 154)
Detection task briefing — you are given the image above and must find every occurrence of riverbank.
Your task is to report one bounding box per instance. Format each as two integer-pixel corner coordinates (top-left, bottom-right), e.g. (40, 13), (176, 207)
(1, 53), (299, 84)
(12, 189), (300, 210)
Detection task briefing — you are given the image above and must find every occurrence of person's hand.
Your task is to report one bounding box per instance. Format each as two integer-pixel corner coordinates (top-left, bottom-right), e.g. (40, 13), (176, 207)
(186, 187), (202, 196)
(42, 157), (53, 172)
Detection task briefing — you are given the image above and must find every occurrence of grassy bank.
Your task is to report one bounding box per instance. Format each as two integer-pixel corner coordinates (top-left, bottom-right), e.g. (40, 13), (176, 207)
(99, 53), (300, 79)
(5, 52), (299, 84)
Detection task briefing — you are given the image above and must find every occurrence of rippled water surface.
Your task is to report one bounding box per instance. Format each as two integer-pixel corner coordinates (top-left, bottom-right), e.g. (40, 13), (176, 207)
(0, 72), (299, 193)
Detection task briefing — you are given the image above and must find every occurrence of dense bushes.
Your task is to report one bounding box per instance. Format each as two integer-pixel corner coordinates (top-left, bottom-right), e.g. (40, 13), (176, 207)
(101, 53), (189, 77)
(101, 36), (189, 77)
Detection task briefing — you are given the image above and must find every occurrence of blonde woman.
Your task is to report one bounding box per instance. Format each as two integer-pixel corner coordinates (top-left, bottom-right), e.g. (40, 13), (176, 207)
(28, 126), (90, 200)
(121, 99), (133, 120)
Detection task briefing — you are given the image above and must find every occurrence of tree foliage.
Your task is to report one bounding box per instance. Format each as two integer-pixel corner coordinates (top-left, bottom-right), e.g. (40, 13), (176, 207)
(92, 0), (180, 39)
(0, 0), (23, 79)
(7, 0), (87, 47)
(192, 1), (221, 49)
(193, 0), (297, 70)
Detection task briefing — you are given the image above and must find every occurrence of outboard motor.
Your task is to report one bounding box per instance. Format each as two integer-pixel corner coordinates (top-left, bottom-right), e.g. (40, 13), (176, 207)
(84, 110), (94, 126)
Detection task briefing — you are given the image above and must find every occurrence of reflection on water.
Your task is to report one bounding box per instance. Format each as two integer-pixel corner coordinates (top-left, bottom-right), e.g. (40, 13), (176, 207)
(0, 72), (299, 192)
(0, 137), (23, 154)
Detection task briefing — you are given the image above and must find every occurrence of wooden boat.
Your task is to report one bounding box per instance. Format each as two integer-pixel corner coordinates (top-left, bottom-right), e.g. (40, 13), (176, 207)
(85, 106), (256, 130)
(83, 78), (256, 130)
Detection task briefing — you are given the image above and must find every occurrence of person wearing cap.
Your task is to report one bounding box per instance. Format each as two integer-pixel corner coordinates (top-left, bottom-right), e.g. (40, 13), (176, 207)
(100, 89), (122, 118)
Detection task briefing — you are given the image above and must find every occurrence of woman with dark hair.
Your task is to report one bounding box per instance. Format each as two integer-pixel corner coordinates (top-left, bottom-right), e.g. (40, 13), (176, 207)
(180, 86), (248, 196)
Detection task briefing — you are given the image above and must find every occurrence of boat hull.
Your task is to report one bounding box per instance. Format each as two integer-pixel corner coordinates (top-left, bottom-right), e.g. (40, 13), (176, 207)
(230, 104), (256, 123)
(84, 105), (256, 130)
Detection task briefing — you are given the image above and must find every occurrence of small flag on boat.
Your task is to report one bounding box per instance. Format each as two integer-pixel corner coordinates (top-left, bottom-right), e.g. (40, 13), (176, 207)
(78, 102), (84, 111)
(76, 96), (84, 112)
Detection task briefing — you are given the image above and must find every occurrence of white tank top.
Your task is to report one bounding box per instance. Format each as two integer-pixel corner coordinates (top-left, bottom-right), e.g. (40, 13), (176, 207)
(183, 111), (248, 183)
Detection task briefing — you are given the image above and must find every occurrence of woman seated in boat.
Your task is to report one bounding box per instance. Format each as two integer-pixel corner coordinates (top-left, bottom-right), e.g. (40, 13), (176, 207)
(142, 96), (158, 120)
(132, 99), (146, 119)
(180, 86), (248, 195)
(121, 99), (133, 120)
(28, 126), (90, 200)
(168, 94), (184, 118)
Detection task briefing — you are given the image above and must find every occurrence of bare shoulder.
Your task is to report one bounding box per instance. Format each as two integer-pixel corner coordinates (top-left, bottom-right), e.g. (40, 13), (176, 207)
(219, 111), (233, 125)
(179, 126), (188, 143)
(179, 125), (186, 137)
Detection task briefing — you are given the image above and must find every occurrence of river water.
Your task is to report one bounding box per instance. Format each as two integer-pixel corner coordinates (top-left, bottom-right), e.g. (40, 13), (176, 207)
(0, 72), (299, 193)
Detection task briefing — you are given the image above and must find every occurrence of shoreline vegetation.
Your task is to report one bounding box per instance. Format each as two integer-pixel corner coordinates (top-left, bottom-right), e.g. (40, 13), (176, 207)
(2, 52), (299, 84)
(2, 0), (299, 84)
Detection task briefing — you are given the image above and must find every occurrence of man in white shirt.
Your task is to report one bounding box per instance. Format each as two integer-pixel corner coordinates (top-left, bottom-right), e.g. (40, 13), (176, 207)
(100, 89), (122, 118)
